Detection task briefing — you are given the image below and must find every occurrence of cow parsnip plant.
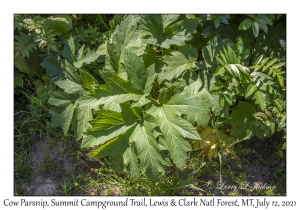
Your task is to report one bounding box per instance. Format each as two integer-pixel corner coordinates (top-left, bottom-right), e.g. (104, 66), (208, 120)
(14, 14), (286, 180)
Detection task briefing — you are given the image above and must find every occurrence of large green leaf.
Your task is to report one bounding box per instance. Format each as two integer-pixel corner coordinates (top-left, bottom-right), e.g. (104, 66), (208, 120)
(196, 88), (220, 116)
(143, 45), (157, 68)
(56, 79), (85, 95)
(130, 114), (170, 180)
(136, 14), (198, 49)
(61, 62), (98, 93)
(50, 55), (157, 140)
(183, 76), (212, 128)
(43, 15), (72, 36)
(42, 56), (63, 77)
(61, 36), (100, 68)
(224, 101), (256, 139)
(177, 69), (220, 119)
(92, 70), (147, 106)
(82, 105), (141, 148)
(61, 36), (76, 64)
(49, 92), (87, 140)
(123, 144), (140, 179)
(90, 54), (155, 108)
(146, 88), (201, 169)
(122, 48), (156, 95)
(48, 69), (100, 140)
(62, 61), (81, 84)
(48, 91), (77, 135)
(74, 45), (100, 68)
(87, 104), (170, 180)
(159, 45), (198, 81)
(74, 105), (93, 141)
(79, 69), (97, 91)
(106, 15), (147, 74)
(90, 132), (139, 178)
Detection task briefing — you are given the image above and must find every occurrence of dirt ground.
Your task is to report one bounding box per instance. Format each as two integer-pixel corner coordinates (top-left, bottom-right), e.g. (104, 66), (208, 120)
(21, 137), (76, 195)
(18, 134), (285, 196)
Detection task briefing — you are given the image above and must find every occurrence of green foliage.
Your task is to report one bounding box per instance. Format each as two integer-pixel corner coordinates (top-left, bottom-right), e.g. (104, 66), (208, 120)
(14, 50), (42, 77)
(14, 14), (286, 181)
(238, 14), (275, 37)
(207, 14), (231, 29)
(43, 15), (73, 36)
(136, 14), (198, 49)
(14, 32), (37, 58)
(61, 36), (100, 68)
(159, 45), (198, 81)
(193, 126), (235, 161)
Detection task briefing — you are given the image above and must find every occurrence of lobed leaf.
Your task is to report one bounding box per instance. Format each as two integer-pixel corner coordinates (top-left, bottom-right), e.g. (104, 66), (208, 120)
(160, 45), (198, 81)
(136, 14), (198, 49)
(147, 89), (201, 169)
(106, 15), (146, 74)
